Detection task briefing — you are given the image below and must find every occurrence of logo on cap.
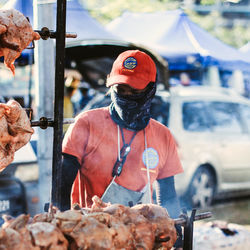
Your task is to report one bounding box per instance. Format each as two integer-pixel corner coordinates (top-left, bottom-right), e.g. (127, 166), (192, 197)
(123, 57), (137, 70)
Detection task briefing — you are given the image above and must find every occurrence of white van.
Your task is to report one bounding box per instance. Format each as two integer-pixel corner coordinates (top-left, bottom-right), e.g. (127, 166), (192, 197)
(153, 86), (250, 208)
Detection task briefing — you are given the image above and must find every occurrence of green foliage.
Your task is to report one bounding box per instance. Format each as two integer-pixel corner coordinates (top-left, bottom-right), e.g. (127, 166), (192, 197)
(82, 0), (179, 24)
(82, 0), (250, 48)
(187, 10), (250, 48)
(199, 0), (217, 5)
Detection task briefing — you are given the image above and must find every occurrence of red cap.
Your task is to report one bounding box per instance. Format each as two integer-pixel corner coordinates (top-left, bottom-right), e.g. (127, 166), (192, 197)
(106, 50), (157, 90)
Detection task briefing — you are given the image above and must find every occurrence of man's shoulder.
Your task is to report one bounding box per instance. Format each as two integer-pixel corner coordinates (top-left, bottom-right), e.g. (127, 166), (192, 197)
(77, 106), (109, 118)
(75, 107), (111, 126)
(150, 118), (170, 132)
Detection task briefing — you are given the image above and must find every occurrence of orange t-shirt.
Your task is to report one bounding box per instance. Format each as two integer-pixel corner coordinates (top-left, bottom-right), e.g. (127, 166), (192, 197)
(62, 107), (183, 207)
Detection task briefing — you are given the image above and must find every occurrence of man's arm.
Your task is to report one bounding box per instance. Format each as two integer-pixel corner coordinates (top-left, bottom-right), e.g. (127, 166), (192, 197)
(155, 176), (183, 249)
(60, 153), (80, 211)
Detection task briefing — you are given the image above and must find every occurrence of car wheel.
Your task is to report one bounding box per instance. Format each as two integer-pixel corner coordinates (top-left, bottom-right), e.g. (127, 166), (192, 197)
(185, 167), (215, 209)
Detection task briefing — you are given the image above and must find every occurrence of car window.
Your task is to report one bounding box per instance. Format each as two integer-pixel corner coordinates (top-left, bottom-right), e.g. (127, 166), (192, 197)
(182, 102), (210, 132)
(240, 104), (250, 132)
(150, 97), (170, 126)
(208, 102), (243, 133)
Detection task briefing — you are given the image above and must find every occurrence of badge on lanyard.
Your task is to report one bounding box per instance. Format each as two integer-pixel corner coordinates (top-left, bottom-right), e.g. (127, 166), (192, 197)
(142, 147), (159, 169)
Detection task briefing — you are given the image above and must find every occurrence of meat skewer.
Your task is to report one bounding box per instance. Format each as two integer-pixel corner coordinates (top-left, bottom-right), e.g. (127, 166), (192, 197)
(0, 195), (212, 249)
(0, 8), (40, 74)
(0, 100), (34, 172)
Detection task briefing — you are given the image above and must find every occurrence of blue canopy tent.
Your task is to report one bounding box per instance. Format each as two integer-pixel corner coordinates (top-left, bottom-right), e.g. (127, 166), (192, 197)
(239, 42), (250, 97)
(107, 10), (250, 72)
(240, 42), (250, 56)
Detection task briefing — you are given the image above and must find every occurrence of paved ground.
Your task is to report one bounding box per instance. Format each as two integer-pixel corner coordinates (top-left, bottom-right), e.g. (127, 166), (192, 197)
(198, 196), (250, 231)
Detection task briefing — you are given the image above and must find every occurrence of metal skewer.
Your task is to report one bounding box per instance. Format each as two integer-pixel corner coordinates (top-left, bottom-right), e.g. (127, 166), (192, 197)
(176, 209), (212, 250)
(174, 211), (212, 226)
(26, 27), (77, 49)
(30, 117), (75, 129)
(34, 27), (77, 40)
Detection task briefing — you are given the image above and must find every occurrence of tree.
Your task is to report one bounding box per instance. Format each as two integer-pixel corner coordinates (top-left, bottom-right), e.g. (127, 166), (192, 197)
(82, 0), (250, 48)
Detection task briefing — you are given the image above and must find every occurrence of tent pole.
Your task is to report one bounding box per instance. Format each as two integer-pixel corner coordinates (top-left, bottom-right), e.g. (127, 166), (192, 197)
(51, 0), (67, 208)
(28, 50), (33, 108)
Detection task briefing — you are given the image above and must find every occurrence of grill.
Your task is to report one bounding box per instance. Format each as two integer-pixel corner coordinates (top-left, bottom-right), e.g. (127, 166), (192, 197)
(175, 209), (212, 250)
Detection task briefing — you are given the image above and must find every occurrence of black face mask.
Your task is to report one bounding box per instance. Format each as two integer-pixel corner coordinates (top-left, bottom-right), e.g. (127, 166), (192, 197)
(109, 83), (156, 131)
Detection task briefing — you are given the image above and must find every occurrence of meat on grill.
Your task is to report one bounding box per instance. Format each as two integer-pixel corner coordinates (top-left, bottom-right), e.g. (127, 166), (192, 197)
(0, 196), (177, 250)
(0, 8), (40, 74)
(0, 100), (34, 172)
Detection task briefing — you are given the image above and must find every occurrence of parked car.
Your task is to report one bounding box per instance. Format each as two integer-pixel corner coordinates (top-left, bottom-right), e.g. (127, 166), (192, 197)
(82, 85), (250, 208)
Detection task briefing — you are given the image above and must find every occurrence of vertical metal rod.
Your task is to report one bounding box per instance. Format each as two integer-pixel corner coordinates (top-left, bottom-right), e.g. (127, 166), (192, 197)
(51, 0), (67, 208)
(183, 209), (196, 250)
(28, 50), (33, 108)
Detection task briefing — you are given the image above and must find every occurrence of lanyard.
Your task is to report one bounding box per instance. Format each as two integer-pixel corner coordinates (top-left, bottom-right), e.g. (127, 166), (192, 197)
(112, 125), (137, 177)
(110, 125), (152, 203)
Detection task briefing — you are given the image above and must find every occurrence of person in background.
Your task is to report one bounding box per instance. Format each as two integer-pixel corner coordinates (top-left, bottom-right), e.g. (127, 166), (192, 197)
(180, 72), (191, 86)
(61, 50), (184, 249)
(63, 70), (81, 133)
(78, 81), (94, 112)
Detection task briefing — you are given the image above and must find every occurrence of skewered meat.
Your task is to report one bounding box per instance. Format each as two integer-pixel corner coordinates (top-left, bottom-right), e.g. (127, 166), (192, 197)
(131, 204), (177, 249)
(0, 227), (28, 250)
(4, 214), (30, 231)
(5, 99), (34, 151)
(0, 196), (177, 250)
(0, 100), (34, 171)
(70, 216), (117, 249)
(0, 9), (40, 74)
(27, 222), (68, 250)
(91, 196), (177, 249)
(0, 105), (15, 170)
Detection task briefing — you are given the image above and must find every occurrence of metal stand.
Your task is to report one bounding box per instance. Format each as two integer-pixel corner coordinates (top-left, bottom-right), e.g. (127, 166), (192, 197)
(51, 0), (67, 209)
(174, 209), (212, 250)
(27, 0), (76, 209)
(183, 209), (196, 250)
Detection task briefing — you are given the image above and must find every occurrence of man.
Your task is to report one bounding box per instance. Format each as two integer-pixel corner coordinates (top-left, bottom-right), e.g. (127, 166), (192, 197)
(61, 50), (183, 249)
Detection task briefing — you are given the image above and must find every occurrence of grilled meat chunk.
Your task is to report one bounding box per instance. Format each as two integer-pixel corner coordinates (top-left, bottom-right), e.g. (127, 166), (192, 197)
(0, 9), (40, 74)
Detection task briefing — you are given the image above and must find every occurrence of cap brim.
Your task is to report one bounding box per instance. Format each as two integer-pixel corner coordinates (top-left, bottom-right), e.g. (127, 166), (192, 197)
(106, 75), (149, 90)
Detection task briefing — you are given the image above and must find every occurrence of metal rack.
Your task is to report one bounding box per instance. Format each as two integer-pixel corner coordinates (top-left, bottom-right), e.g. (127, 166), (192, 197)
(25, 0), (71, 208)
(27, 0), (74, 208)
(25, 0), (72, 208)
(175, 209), (212, 250)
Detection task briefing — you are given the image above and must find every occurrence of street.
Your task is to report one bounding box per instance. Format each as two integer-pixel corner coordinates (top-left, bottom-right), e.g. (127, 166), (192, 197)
(199, 196), (250, 227)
